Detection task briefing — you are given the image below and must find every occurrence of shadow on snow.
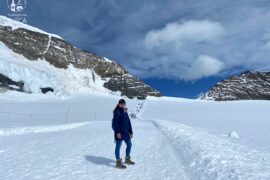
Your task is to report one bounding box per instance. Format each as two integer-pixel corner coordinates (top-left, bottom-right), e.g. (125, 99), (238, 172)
(85, 155), (115, 167)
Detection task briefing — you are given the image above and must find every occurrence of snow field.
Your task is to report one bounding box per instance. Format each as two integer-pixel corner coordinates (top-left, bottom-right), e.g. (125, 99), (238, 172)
(0, 88), (270, 179)
(0, 105), (188, 180)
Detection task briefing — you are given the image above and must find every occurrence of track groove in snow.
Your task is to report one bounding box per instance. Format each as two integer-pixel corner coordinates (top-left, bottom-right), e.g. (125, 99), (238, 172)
(152, 119), (270, 180)
(0, 122), (89, 137)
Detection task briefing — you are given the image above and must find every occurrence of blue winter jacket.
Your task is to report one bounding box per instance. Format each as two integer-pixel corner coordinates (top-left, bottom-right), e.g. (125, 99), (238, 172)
(112, 107), (133, 140)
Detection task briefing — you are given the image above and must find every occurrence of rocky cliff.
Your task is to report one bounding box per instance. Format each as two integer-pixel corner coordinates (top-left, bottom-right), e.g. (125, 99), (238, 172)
(202, 71), (270, 101)
(0, 16), (161, 99)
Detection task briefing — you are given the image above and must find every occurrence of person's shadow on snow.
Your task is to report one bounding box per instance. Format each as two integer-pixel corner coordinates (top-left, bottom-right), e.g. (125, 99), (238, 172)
(85, 155), (115, 167)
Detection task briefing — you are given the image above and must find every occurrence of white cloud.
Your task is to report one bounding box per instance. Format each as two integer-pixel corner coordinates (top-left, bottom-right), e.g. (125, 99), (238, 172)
(136, 20), (225, 80)
(144, 20), (224, 50)
(185, 55), (224, 80)
(51, 1), (270, 81)
(129, 54), (225, 80)
(123, 4), (270, 81)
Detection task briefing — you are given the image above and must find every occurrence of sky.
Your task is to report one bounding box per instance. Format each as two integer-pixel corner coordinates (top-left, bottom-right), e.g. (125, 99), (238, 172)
(1, 0), (270, 98)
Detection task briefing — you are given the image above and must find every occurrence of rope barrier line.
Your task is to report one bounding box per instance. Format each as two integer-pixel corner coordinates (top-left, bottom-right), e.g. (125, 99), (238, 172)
(0, 111), (66, 116)
(0, 104), (99, 126)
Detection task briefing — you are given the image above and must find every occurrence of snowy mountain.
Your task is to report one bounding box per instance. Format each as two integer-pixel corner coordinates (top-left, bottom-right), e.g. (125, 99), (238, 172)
(0, 15), (161, 99)
(202, 71), (270, 101)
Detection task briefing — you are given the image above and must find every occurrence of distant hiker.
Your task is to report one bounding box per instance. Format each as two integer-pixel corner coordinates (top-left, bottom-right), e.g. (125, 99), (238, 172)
(112, 99), (135, 169)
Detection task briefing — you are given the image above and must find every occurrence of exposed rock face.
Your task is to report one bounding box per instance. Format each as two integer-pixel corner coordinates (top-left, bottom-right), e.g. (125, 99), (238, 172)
(104, 75), (160, 99)
(0, 25), (161, 98)
(202, 71), (270, 101)
(0, 73), (24, 92)
(40, 87), (54, 94)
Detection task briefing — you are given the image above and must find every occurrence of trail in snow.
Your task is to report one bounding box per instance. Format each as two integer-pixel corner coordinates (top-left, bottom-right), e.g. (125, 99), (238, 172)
(0, 120), (188, 180)
(152, 119), (270, 180)
(131, 100), (145, 117)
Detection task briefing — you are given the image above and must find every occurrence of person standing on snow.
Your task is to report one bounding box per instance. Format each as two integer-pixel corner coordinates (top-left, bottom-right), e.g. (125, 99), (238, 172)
(112, 99), (135, 169)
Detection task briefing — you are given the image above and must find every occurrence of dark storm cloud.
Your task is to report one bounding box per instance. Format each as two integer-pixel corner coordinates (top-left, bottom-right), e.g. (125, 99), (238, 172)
(2, 0), (270, 80)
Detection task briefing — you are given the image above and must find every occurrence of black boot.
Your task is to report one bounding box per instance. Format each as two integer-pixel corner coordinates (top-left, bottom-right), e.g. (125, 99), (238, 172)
(125, 156), (135, 165)
(116, 159), (126, 169)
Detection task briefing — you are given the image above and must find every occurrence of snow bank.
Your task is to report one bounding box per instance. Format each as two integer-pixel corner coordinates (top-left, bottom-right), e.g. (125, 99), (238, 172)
(103, 57), (113, 63)
(153, 119), (270, 180)
(0, 15), (62, 39)
(228, 131), (239, 139)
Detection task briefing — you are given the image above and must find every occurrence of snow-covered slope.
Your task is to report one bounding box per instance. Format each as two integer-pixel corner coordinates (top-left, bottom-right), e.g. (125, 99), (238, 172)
(0, 16), (161, 99)
(0, 42), (113, 96)
(0, 15), (62, 39)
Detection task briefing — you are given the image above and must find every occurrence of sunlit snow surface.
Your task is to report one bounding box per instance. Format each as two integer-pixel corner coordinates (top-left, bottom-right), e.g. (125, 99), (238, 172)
(0, 93), (270, 180)
(0, 15), (62, 39)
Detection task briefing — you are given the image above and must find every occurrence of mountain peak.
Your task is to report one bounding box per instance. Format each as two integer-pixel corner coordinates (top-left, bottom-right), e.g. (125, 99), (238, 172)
(202, 71), (270, 101)
(0, 15), (62, 39)
(0, 16), (161, 99)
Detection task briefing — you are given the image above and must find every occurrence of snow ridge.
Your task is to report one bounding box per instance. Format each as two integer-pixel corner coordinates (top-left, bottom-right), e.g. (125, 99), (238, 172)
(0, 122), (89, 136)
(153, 119), (270, 180)
(0, 15), (62, 39)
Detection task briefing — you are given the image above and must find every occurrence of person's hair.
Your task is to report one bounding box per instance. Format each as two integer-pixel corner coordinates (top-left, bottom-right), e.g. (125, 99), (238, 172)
(113, 104), (120, 113)
(113, 99), (126, 112)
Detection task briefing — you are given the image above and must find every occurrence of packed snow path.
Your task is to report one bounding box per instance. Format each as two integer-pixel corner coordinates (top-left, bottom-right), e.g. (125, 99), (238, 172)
(0, 120), (188, 180)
